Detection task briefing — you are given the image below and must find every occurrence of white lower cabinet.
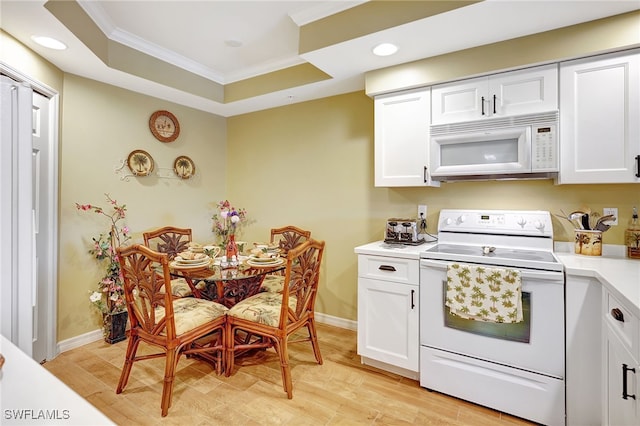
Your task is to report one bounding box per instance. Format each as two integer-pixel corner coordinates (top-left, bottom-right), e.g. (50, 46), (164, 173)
(603, 289), (640, 426)
(606, 331), (639, 426)
(565, 276), (602, 425)
(566, 274), (640, 426)
(357, 254), (419, 377)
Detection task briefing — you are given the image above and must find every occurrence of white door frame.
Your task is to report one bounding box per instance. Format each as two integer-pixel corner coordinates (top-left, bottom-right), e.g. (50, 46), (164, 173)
(1, 62), (59, 360)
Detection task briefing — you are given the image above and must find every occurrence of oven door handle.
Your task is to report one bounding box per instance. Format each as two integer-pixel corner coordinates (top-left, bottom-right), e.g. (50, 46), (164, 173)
(420, 259), (564, 282)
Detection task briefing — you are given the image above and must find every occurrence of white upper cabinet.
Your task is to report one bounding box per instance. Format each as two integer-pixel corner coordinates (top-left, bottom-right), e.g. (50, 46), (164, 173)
(431, 64), (559, 125)
(559, 49), (640, 184)
(374, 88), (439, 187)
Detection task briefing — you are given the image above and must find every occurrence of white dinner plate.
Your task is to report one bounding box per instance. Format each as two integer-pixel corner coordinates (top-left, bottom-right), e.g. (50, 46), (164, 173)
(170, 259), (211, 269)
(246, 258), (284, 267)
(248, 255), (280, 263)
(175, 256), (209, 264)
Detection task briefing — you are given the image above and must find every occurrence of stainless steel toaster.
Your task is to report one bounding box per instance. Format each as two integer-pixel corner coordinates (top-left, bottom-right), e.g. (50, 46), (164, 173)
(384, 218), (421, 244)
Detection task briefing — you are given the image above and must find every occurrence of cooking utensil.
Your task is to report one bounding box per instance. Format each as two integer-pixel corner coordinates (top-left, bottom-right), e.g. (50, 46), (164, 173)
(589, 211), (601, 230)
(581, 214), (591, 230)
(595, 214), (616, 232)
(556, 210), (585, 229)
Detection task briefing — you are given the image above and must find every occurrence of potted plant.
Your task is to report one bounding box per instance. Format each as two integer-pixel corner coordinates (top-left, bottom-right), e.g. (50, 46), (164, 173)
(76, 194), (131, 344)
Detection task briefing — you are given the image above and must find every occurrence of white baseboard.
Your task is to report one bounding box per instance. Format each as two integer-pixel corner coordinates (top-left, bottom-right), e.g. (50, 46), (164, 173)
(315, 312), (357, 331)
(56, 313), (357, 354)
(57, 329), (103, 353)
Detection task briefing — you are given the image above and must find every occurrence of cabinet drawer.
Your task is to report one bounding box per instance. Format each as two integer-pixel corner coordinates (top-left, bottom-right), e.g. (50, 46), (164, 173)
(358, 255), (418, 285)
(605, 291), (639, 362)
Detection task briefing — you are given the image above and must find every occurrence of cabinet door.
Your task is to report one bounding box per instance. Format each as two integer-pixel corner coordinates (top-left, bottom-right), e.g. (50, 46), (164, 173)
(606, 329), (639, 426)
(559, 49), (640, 184)
(565, 276), (602, 425)
(431, 76), (486, 125)
(374, 88), (439, 187)
(357, 278), (419, 371)
(489, 64), (558, 117)
(431, 64), (558, 125)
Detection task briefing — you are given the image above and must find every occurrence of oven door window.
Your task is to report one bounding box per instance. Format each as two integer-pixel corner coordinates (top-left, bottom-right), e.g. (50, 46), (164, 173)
(444, 288), (531, 344)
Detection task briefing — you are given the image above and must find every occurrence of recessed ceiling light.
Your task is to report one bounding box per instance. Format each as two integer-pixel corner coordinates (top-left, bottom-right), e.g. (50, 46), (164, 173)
(372, 43), (398, 57)
(31, 35), (67, 50)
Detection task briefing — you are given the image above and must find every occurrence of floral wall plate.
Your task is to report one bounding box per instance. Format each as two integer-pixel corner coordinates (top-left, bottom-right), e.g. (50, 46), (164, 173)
(174, 155), (195, 179)
(127, 149), (154, 176)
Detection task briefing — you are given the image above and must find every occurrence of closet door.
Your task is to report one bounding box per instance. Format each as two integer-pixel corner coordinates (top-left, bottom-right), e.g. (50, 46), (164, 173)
(0, 75), (34, 354)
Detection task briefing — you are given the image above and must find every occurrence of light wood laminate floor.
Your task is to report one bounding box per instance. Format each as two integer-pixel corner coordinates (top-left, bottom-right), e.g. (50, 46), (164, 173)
(43, 323), (535, 425)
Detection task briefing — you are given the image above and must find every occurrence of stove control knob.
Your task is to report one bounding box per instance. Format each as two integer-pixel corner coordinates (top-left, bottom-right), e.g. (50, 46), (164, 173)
(534, 220), (545, 231)
(444, 217), (453, 226)
(517, 216), (527, 227)
(457, 215), (466, 224)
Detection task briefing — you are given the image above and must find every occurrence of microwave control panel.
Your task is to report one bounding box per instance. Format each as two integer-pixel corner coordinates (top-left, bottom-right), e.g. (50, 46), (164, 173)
(531, 124), (557, 171)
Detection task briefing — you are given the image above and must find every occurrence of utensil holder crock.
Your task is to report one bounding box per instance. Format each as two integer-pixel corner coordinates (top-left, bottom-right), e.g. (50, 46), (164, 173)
(574, 229), (602, 256)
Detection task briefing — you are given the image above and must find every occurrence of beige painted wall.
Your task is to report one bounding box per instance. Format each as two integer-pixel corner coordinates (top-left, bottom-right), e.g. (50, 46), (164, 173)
(227, 92), (639, 323)
(57, 75), (227, 340)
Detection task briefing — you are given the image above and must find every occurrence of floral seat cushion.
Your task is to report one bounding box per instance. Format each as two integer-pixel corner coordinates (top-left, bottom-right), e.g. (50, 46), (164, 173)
(155, 298), (228, 335)
(227, 292), (296, 327)
(260, 275), (284, 293)
(160, 277), (193, 298)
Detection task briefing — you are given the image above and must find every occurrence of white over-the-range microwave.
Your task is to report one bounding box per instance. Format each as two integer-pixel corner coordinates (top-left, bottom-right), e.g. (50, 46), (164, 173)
(429, 111), (558, 181)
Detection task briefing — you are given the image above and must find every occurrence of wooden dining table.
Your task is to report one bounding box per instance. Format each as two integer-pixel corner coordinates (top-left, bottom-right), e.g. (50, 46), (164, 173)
(170, 256), (285, 308)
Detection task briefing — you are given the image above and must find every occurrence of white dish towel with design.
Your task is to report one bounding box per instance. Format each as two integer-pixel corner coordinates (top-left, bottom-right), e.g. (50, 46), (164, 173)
(445, 263), (523, 323)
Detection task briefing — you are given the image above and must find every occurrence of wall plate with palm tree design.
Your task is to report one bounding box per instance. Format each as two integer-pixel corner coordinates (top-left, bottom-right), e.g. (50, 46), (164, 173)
(174, 155), (195, 179)
(126, 149), (154, 176)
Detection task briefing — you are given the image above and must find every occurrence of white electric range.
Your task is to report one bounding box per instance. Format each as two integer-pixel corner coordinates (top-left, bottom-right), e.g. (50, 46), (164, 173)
(419, 209), (565, 426)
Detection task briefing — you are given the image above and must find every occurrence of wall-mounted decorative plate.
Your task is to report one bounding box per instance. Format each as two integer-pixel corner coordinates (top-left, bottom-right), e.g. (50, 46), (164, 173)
(127, 149), (154, 176)
(174, 155), (195, 179)
(149, 110), (180, 143)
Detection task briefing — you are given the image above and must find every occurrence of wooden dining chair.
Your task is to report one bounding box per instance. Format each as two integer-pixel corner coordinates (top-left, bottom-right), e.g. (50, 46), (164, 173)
(225, 239), (325, 399)
(260, 225), (312, 293)
(115, 244), (228, 417)
(270, 225), (311, 255)
(143, 226), (200, 298)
